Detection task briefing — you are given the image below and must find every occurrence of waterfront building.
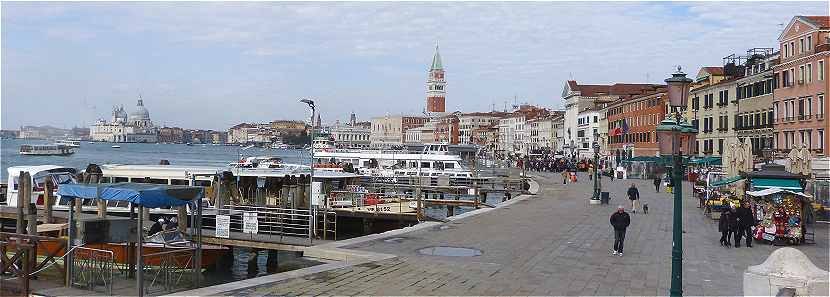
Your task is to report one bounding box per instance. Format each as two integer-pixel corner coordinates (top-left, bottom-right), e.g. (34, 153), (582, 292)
(773, 15), (829, 156)
(562, 81), (660, 159)
(688, 65), (740, 157)
(330, 125), (371, 149)
(607, 88), (667, 164)
(404, 125), (433, 145)
(575, 105), (603, 160)
(270, 120), (308, 136)
(458, 112), (506, 145)
(0, 130), (18, 139)
(426, 43), (446, 115)
(90, 98), (158, 143)
(370, 115), (428, 148)
(551, 115), (565, 154)
(528, 117), (554, 153)
(227, 123), (256, 144)
(497, 105), (549, 157)
(735, 48), (779, 156)
(158, 127), (185, 143)
(210, 131), (226, 144)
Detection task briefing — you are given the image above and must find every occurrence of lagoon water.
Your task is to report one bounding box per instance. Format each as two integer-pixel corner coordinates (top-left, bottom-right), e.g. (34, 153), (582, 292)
(1, 138), (308, 180)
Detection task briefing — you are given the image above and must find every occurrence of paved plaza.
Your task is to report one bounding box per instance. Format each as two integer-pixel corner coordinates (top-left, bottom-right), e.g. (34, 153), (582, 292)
(218, 172), (829, 296)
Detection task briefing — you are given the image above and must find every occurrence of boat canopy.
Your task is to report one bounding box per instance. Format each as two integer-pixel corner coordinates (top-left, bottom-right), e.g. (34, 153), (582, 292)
(57, 182), (202, 208)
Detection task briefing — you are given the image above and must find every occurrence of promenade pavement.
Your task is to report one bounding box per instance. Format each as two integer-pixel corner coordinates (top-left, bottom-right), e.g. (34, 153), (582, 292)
(220, 172), (829, 296)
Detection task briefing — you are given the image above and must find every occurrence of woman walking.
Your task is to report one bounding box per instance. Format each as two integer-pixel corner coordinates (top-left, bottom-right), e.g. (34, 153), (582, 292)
(718, 209), (733, 247)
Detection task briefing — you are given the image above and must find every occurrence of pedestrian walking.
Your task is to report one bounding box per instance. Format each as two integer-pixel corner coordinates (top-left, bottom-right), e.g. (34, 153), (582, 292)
(727, 205), (739, 246)
(627, 183), (640, 213)
(718, 209), (732, 247)
(609, 206), (631, 256)
(653, 176), (661, 192)
(735, 200), (755, 248)
(561, 170), (568, 184)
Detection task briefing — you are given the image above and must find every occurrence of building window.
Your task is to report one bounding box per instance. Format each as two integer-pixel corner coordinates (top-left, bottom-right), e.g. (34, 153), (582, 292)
(784, 44), (789, 57)
(819, 129), (825, 151)
(819, 95), (825, 117)
(819, 61), (825, 81)
(800, 38), (805, 53)
(807, 63), (812, 83)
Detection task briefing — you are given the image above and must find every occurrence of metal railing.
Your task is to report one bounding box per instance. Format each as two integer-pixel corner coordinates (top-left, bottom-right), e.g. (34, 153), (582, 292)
(204, 205), (336, 241)
(71, 246), (114, 295)
(142, 248), (195, 295)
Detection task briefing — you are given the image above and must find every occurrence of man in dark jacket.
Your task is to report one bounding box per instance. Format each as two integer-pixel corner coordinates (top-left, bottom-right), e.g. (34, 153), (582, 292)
(718, 209), (732, 247)
(609, 206), (631, 256)
(627, 184), (640, 213)
(653, 176), (661, 192)
(734, 200), (755, 248)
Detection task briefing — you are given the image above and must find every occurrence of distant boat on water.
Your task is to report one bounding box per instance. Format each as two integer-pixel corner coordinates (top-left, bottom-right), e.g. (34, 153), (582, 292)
(56, 140), (81, 148)
(111, 145), (122, 149)
(19, 144), (75, 156)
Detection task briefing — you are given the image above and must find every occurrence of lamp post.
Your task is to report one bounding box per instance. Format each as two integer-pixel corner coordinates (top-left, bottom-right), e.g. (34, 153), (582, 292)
(300, 98), (315, 242)
(658, 67), (695, 297)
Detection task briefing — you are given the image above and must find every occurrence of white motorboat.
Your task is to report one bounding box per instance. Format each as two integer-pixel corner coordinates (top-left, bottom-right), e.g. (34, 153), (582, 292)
(111, 145), (121, 149)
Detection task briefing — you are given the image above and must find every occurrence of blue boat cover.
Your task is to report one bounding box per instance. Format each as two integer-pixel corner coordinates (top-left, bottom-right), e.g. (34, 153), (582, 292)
(57, 182), (202, 208)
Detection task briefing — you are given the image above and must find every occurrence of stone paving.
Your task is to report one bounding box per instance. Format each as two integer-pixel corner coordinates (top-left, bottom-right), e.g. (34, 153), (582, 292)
(221, 172), (829, 296)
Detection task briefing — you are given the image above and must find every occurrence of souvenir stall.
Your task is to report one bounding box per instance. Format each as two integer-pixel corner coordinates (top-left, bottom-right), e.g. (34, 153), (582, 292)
(746, 188), (813, 245)
(745, 163), (810, 245)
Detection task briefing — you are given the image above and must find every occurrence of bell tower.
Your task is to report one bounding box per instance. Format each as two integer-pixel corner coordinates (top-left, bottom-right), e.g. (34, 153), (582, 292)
(426, 42), (446, 114)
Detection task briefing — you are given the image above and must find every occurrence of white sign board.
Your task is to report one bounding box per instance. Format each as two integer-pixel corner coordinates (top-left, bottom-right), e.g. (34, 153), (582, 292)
(311, 181), (323, 206)
(215, 215), (231, 238)
(243, 212), (258, 234)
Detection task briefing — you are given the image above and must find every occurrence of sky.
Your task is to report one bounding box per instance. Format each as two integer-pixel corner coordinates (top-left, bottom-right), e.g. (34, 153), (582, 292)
(1, 1), (827, 131)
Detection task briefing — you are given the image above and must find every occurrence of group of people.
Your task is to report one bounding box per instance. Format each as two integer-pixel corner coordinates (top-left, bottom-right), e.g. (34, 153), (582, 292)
(148, 216), (179, 236)
(718, 200), (755, 248)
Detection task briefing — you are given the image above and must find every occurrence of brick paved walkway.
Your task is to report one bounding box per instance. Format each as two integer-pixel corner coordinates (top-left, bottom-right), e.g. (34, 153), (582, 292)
(220, 173), (829, 296)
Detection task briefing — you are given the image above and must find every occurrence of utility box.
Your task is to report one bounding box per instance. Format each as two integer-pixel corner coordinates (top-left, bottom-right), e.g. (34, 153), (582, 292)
(75, 217), (138, 244)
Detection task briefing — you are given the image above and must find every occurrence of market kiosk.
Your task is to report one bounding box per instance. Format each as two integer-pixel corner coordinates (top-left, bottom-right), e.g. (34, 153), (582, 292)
(745, 164), (811, 245)
(746, 188), (812, 245)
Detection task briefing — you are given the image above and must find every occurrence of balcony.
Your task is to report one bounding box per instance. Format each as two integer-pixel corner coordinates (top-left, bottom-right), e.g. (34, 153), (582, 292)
(716, 102), (728, 107)
(818, 114), (826, 120)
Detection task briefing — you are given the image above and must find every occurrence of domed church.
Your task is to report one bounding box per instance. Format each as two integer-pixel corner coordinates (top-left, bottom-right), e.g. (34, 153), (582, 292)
(90, 97), (159, 143)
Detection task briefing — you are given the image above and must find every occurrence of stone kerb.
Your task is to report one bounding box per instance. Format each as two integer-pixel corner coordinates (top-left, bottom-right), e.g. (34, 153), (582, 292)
(743, 247), (829, 296)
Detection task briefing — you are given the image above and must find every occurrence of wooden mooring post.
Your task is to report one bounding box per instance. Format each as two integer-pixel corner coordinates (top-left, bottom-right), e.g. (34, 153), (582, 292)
(16, 172), (29, 239)
(43, 179), (54, 224)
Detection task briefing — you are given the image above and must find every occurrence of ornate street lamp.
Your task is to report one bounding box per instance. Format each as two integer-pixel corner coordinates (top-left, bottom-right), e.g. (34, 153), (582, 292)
(300, 98), (315, 243)
(659, 67), (694, 297)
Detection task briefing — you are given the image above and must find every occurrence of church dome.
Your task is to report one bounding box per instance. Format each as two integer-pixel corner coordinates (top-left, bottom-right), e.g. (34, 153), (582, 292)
(128, 99), (151, 121)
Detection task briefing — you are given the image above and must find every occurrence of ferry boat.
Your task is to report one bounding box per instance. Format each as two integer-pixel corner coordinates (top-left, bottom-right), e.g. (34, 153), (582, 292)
(313, 143), (476, 178)
(19, 144), (75, 156)
(55, 139), (81, 148)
